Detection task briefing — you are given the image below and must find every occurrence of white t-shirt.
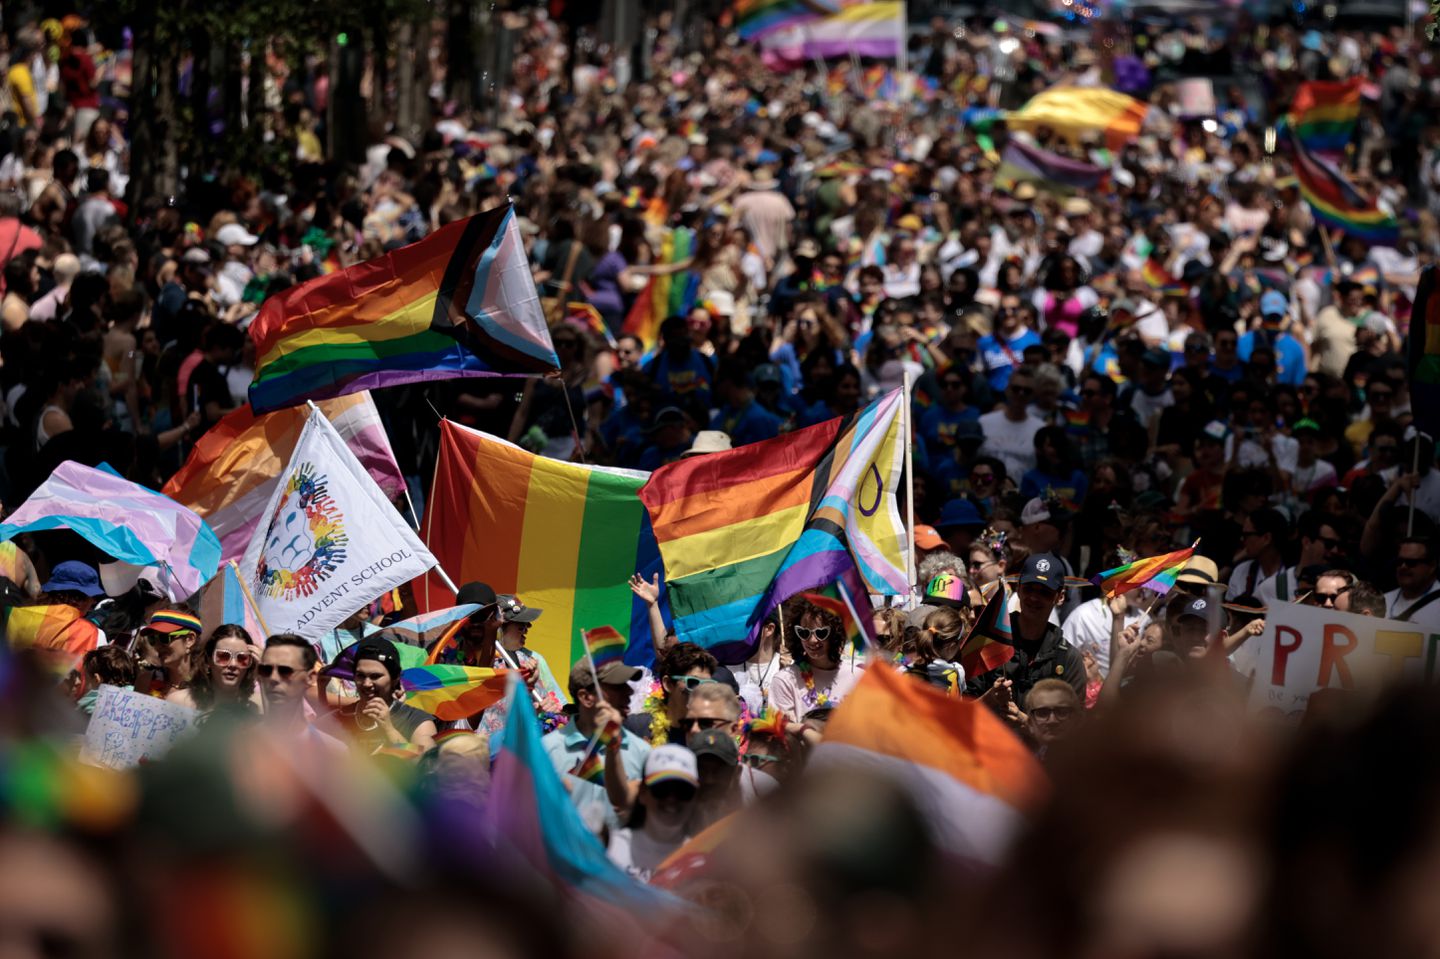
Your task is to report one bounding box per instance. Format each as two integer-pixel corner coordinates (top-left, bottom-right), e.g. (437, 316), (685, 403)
(1228, 558), (1282, 599)
(607, 827), (688, 883)
(1061, 596), (1146, 677)
(769, 660), (864, 723)
(977, 408), (1045, 480)
(1256, 567), (1299, 605)
(1384, 580), (1440, 630)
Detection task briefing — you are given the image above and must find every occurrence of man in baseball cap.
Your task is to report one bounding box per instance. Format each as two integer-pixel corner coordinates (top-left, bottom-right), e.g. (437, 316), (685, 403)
(969, 553), (1085, 710)
(1169, 596), (1223, 660)
(542, 655), (649, 810)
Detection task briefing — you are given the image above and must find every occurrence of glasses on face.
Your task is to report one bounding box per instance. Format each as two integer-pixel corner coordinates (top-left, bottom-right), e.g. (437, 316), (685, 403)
(213, 649), (254, 668)
(968, 558), (993, 571)
(669, 675), (718, 691)
(257, 663), (300, 680)
(681, 716), (728, 732)
(971, 471), (995, 483)
(1029, 706), (1074, 722)
(1313, 587), (1350, 606)
(1009, 385), (1033, 397)
(1399, 557), (1433, 568)
(793, 626), (831, 642)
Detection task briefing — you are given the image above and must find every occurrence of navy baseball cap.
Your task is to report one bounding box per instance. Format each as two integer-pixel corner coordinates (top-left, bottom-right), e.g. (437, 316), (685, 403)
(1018, 554), (1063, 592)
(1174, 596), (1212, 621)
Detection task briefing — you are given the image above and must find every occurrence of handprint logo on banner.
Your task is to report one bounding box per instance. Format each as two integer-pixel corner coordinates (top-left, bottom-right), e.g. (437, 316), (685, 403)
(255, 462), (348, 601)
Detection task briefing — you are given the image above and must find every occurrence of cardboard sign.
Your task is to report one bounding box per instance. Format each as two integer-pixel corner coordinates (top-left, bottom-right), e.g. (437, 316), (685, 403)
(80, 685), (198, 769)
(1245, 602), (1440, 720)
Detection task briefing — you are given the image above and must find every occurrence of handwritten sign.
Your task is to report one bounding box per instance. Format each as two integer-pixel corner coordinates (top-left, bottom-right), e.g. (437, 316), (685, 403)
(79, 685), (198, 769)
(1245, 603), (1440, 720)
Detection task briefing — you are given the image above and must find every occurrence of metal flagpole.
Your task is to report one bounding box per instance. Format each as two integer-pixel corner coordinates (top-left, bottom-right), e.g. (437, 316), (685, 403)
(903, 369), (917, 607)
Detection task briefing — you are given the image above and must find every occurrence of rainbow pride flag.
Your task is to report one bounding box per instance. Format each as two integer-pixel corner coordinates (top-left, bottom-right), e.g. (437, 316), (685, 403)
(622, 227), (698, 350)
(1288, 78), (1363, 158)
(582, 626), (627, 670)
(247, 205), (560, 413)
(641, 390), (907, 659)
(735, 0), (844, 39)
(959, 579), (1013, 678)
(370, 604), (482, 650)
(1141, 257), (1187, 296)
(3, 604), (99, 671)
(1291, 134), (1399, 244)
(994, 139), (1106, 196)
(652, 814), (735, 891)
(1412, 268), (1440, 440)
(565, 302), (616, 349)
(811, 664), (1047, 863)
(399, 665), (508, 721)
(1006, 86), (1149, 151)
(420, 421), (667, 674)
(567, 719), (620, 784)
(1092, 543), (1195, 597)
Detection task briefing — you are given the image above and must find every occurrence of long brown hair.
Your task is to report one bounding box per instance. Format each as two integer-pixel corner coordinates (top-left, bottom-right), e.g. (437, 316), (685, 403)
(187, 624), (258, 712)
(914, 608), (967, 666)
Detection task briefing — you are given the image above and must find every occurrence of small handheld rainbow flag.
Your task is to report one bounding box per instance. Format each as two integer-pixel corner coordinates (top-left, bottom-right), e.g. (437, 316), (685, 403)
(399, 665), (509, 721)
(958, 579), (1014, 678)
(1091, 543), (1196, 598)
(1141, 257), (1187, 297)
(798, 561), (880, 653)
(568, 719), (620, 784)
(582, 626), (627, 671)
(1287, 78), (1363, 158)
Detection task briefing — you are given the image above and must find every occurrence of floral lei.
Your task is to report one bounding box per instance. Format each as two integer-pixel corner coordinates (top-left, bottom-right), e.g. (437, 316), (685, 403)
(641, 678), (754, 750)
(798, 662), (832, 711)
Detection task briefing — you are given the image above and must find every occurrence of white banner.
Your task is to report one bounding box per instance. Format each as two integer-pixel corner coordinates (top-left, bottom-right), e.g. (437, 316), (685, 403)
(1246, 601), (1440, 720)
(240, 407), (437, 638)
(80, 685), (197, 768)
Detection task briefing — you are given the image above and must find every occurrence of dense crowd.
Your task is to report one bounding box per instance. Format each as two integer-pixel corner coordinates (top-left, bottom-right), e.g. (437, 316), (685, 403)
(2, 3), (1440, 957)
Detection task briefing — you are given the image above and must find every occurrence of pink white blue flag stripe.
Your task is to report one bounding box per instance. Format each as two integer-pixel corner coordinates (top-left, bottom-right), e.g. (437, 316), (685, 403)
(0, 461), (221, 596)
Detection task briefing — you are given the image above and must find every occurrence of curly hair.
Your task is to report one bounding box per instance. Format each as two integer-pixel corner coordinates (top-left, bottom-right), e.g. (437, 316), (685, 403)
(783, 599), (845, 666)
(187, 624), (258, 712)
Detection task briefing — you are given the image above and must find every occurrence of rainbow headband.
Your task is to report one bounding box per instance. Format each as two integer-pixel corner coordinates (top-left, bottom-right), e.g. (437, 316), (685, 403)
(146, 610), (203, 635)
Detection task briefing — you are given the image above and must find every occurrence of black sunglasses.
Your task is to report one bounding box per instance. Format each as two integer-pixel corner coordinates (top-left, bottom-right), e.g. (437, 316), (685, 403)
(257, 663), (300, 679)
(1029, 706), (1075, 721)
(681, 716), (728, 732)
(1399, 557), (1433, 568)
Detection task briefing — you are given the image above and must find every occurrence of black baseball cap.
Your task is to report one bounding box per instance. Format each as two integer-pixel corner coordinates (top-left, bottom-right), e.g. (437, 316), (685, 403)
(354, 637), (403, 681)
(688, 728), (738, 767)
(1174, 596), (1212, 622)
(1018, 554), (1064, 592)
(456, 581), (497, 607)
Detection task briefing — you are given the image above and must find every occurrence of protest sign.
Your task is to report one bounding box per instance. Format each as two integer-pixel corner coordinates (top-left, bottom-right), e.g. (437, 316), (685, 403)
(80, 685), (198, 769)
(1245, 602), (1440, 719)
(240, 407), (438, 639)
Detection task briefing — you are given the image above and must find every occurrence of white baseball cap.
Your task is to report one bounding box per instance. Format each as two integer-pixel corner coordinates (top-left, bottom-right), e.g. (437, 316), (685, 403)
(216, 223), (259, 247)
(643, 745), (699, 789)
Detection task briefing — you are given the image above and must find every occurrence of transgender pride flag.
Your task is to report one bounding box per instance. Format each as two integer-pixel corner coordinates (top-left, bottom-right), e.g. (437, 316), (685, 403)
(0, 461), (220, 597)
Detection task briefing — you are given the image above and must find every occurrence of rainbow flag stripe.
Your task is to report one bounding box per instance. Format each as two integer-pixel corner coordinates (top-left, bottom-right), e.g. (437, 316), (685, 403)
(1291, 135), (1399, 244)
(421, 421), (665, 675)
(399, 665), (509, 721)
(640, 390), (907, 659)
(248, 206), (560, 413)
(4, 604), (99, 671)
(1092, 544), (1195, 597)
(1141, 257), (1186, 296)
(568, 719), (620, 784)
(622, 227), (699, 350)
(582, 626), (627, 670)
(995, 138), (1106, 196)
(735, 0), (842, 40)
(811, 664), (1046, 862)
(798, 560), (879, 652)
(959, 579), (1013, 678)
(1288, 78), (1362, 157)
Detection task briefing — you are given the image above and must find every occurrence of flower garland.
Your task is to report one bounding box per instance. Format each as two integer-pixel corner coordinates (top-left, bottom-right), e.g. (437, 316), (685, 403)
(640, 679), (669, 746)
(798, 662), (832, 712)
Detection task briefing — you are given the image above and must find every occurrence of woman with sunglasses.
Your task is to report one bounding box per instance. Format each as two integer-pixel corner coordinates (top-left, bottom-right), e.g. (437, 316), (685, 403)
(607, 745), (699, 883)
(967, 529), (1009, 607)
(769, 599), (863, 723)
(133, 608), (202, 698)
(165, 624), (261, 715)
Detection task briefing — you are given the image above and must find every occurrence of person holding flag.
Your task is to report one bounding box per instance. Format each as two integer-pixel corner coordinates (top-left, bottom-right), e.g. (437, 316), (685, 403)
(542, 650), (650, 813)
(968, 554), (1085, 713)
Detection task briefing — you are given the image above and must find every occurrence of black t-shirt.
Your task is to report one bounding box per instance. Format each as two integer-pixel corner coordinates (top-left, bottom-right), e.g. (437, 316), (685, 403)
(388, 702), (435, 742)
(189, 359), (233, 428)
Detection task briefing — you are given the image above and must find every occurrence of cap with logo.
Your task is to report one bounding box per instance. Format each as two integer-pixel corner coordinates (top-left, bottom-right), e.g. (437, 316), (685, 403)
(1018, 554), (1063, 592)
(688, 728), (739, 767)
(354, 637), (403, 681)
(1175, 596), (1211, 621)
(643, 745), (699, 788)
(913, 524), (944, 550)
(496, 595), (542, 623)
